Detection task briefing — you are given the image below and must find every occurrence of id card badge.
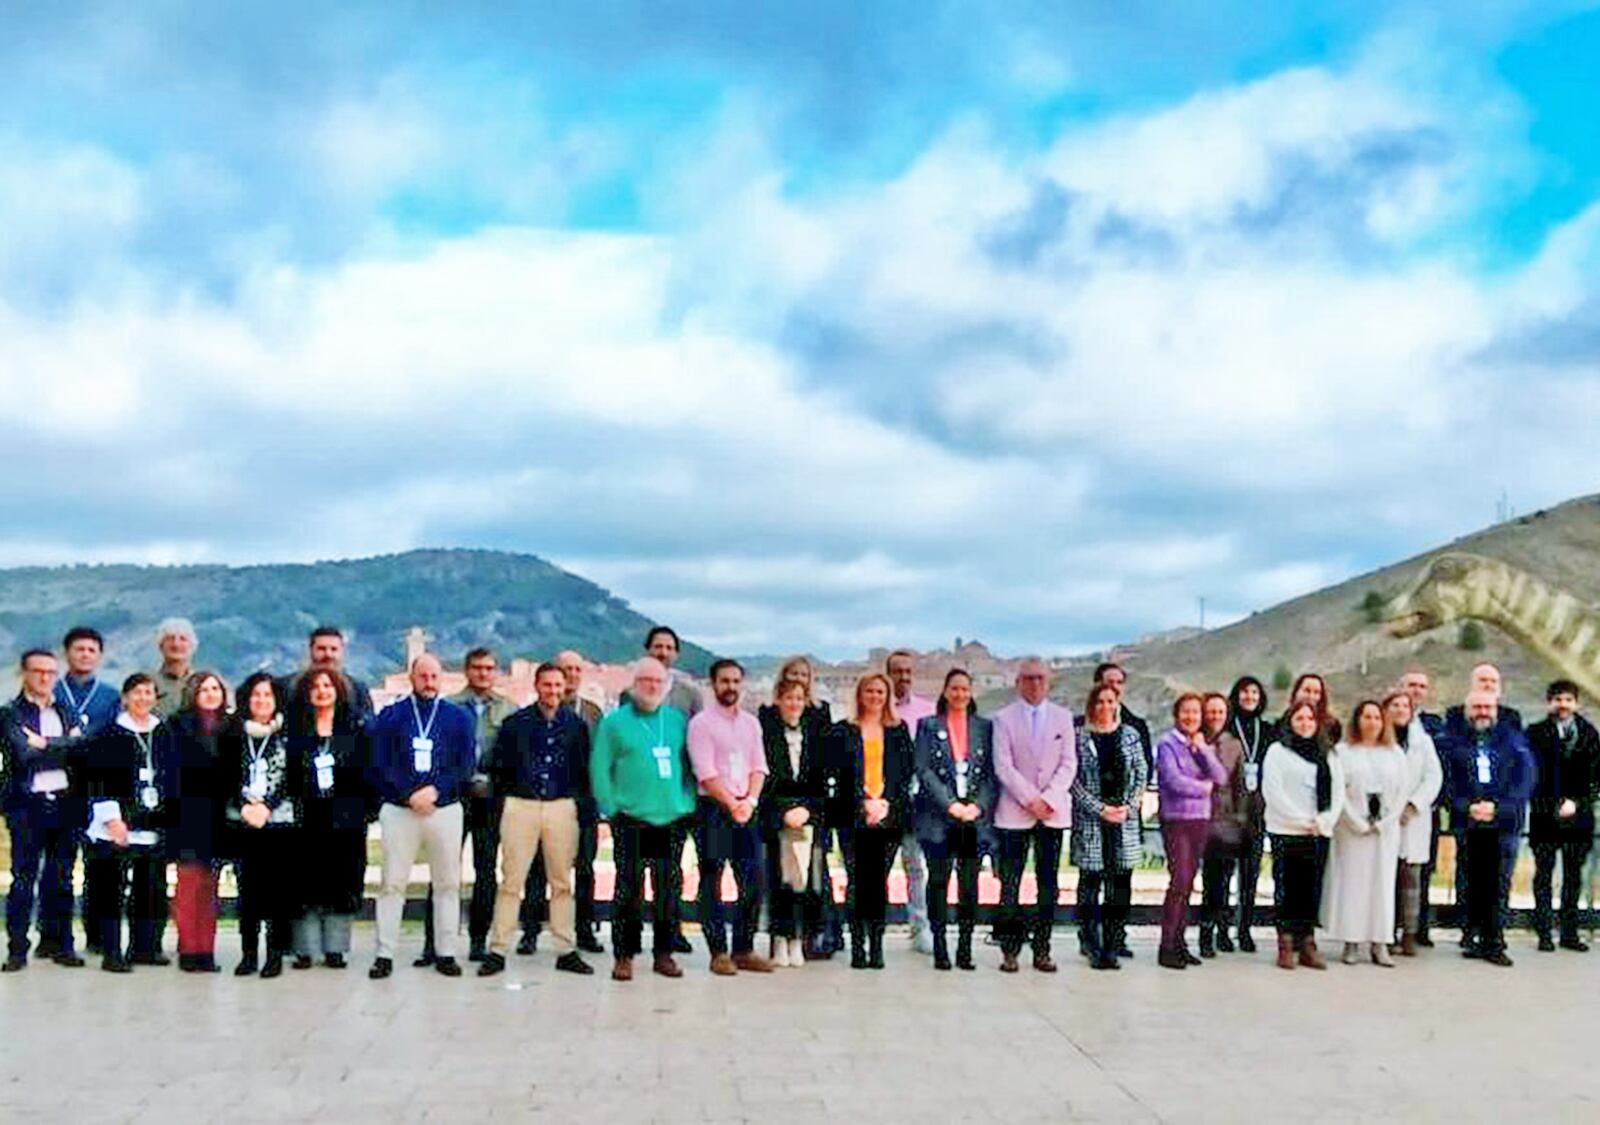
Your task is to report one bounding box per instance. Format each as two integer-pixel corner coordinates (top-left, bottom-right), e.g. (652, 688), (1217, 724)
(248, 760), (268, 801)
(955, 759), (970, 800)
(314, 752), (335, 793)
(1475, 751), (1492, 786)
(141, 785), (160, 810)
(138, 766), (154, 784)
(652, 745), (673, 780)
(1244, 762), (1260, 793)
(412, 737), (433, 774)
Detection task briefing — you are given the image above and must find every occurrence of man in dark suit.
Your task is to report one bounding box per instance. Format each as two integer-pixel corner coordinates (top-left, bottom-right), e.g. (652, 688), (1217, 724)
(1526, 680), (1600, 952)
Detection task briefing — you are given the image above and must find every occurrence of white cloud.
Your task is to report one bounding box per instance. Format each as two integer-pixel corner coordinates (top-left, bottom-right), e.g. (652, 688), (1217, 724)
(3, 31), (1598, 659)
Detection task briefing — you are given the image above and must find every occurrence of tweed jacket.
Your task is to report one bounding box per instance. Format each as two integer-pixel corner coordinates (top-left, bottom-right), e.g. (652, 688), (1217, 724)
(1070, 723), (1147, 872)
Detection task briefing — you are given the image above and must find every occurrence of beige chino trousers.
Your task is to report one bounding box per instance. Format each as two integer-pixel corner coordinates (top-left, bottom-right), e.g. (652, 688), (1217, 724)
(490, 796), (579, 955)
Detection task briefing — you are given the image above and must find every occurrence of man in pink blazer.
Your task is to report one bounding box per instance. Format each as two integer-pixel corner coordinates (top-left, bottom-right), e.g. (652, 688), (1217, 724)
(991, 658), (1077, 972)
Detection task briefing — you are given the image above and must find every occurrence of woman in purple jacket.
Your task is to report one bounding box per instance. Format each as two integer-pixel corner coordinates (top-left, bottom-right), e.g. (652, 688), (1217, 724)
(1156, 693), (1228, 969)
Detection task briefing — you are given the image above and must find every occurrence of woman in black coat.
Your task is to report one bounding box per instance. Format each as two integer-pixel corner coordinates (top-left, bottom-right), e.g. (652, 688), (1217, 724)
(826, 672), (914, 970)
(913, 669), (996, 971)
(80, 673), (176, 971)
(220, 672), (302, 978)
(287, 668), (370, 970)
(168, 671), (229, 973)
(760, 678), (829, 968)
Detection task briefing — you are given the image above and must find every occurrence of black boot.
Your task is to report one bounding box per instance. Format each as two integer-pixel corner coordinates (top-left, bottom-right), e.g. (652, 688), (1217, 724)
(932, 928), (951, 971)
(868, 924), (886, 969)
(849, 924), (868, 970)
(1199, 922), (1216, 959)
(956, 925), (975, 971)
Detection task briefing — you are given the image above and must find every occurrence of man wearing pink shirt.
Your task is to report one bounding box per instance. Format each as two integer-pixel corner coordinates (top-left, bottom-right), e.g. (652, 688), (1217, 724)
(991, 658), (1077, 972)
(687, 659), (773, 975)
(887, 650), (937, 955)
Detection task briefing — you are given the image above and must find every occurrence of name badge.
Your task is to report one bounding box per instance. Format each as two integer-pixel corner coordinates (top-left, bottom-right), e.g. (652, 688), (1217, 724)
(141, 786), (160, 810)
(1475, 752), (1491, 786)
(413, 738), (433, 773)
(314, 752), (335, 793)
(1244, 762), (1260, 793)
(652, 745), (673, 780)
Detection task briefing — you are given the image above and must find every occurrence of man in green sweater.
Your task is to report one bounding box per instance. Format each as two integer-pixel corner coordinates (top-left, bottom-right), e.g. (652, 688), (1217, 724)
(591, 657), (695, 981)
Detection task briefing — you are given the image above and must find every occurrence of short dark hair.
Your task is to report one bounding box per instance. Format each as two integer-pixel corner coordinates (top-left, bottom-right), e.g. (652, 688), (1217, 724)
(1548, 679), (1581, 701)
(644, 626), (681, 652)
(1093, 661), (1123, 683)
(62, 626), (104, 651)
(308, 625), (344, 644)
(121, 672), (154, 695)
(534, 661), (565, 681)
(709, 658), (744, 680)
(19, 648), (56, 669)
(464, 647), (497, 668)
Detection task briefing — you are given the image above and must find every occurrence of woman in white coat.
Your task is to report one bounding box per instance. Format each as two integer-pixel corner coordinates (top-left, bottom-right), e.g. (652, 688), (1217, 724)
(1321, 700), (1410, 967)
(1386, 691), (1442, 957)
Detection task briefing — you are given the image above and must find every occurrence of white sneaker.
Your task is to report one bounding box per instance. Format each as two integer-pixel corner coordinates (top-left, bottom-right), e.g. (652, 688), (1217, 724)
(786, 938), (803, 968)
(773, 941), (791, 968)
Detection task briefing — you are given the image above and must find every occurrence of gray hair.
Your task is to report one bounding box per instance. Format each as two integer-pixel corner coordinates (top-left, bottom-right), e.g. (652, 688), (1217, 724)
(154, 617), (198, 648)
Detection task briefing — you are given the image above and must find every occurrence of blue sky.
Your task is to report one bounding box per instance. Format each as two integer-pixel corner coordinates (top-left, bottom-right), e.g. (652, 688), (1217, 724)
(5, 1), (1600, 658)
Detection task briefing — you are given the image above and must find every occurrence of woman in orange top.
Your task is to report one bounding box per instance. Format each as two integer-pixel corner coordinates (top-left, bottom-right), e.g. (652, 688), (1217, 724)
(826, 673), (914, 969)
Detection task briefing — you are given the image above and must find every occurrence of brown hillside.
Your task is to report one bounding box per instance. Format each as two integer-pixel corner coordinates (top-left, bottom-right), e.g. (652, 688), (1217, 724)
(1116, 493), (1600, 721)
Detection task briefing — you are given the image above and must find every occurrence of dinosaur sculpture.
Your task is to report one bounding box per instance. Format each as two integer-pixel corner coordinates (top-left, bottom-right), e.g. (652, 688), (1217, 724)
(1385, 551), (1600, 700)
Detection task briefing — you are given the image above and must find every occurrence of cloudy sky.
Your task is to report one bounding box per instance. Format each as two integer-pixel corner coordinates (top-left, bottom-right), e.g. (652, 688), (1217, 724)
(6, 2), (1600, 658)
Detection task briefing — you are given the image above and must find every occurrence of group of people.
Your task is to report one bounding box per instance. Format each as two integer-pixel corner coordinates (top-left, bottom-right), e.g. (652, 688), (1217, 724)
(3, 618), (1596, 984)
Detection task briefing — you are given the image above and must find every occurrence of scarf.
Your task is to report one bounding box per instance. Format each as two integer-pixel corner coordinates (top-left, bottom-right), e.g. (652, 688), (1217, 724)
(1284, 731), (1333, 812)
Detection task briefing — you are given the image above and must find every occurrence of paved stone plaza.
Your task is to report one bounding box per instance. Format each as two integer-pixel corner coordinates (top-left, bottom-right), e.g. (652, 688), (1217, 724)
(0, 924), (1595, 1123)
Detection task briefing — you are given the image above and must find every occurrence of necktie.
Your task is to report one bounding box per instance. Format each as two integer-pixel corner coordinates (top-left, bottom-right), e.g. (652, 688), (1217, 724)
(1030, 707), (1040, 744)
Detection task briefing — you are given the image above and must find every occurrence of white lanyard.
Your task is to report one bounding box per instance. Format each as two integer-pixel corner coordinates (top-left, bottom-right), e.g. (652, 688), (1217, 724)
(636, 709), (666, 746)
(246, 731), (272, 763)
(59, 677), (100, 717)
(132, 729), (154, 772)
(410, 697), (440, 741)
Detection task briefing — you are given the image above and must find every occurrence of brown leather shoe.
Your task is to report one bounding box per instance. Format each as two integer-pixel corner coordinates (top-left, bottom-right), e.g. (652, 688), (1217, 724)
(1298, 936), (1327, 970)
(1276, 932), (1296, 970)
(709, 953), (737, 976)
(731, 952), (774, 973)
(1032, 953), (1058, 973)
(611, 957), (633, 982)
(653, 954), (683, 978)
(1000, 951), (1019, 973)
(1398, 934), (1417, 957)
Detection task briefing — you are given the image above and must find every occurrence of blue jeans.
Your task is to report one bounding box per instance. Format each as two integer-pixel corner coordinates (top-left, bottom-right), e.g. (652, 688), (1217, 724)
(7, 797), (81, 958)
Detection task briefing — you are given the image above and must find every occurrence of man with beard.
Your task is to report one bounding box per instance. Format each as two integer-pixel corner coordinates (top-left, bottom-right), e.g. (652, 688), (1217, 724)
(886, 650), (936, 956)
(1438, 690), (1533, 967)
(1525, 680), (1600, 952)
(688, 659), (772, 974)
(593, 658), (695, 981)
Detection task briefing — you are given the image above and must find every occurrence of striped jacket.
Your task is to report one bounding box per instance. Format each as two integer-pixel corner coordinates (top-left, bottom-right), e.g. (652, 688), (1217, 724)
(1070, 723), (1147, 872)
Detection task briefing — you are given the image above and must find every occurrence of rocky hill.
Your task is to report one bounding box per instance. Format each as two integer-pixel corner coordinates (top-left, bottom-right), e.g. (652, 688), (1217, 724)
(1114, 493), (1600, 720)
(0, 549), (715, 682)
